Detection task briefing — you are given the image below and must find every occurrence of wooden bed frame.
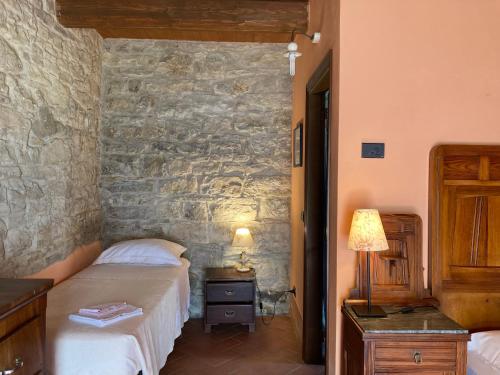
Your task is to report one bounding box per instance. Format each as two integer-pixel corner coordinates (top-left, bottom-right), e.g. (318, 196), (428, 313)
(429, 145), (500, 331)
(351, 214), (431, 304)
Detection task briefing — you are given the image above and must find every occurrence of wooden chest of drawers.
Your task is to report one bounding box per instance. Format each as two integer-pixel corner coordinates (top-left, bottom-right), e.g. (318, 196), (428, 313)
(342, 304), (470, 375)
(204, 268), (256, 333)
(0, 279), (53, 375)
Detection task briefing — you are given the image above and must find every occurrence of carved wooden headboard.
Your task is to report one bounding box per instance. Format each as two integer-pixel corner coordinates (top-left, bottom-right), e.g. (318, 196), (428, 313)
(430, 145), (500, 330)
(352, 214), (429, 304)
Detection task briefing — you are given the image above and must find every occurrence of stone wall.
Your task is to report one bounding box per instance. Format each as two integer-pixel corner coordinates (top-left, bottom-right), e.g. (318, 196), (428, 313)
(0, 0), (103, 276)
(101, 40), (292, 316)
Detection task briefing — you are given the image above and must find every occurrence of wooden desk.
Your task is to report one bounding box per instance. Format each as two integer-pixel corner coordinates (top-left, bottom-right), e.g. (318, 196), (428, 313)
(0, 278), (53, 374)
(342, 304), (470, 375)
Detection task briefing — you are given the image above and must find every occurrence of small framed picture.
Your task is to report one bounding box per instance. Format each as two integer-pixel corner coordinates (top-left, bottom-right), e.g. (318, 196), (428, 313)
(293, 121), (303, 167)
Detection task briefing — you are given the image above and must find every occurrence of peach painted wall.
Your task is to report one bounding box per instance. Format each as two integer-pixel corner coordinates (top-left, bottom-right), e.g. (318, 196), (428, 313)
(26, 241), (102, 285)
(290, 0), (340, 372)
(336, 0), (500, 373)
(292, 0), (500, 373)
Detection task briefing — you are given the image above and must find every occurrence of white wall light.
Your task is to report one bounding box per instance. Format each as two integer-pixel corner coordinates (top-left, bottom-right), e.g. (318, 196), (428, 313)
(284, 41), (302, 76)
(285, 31), (321, 77)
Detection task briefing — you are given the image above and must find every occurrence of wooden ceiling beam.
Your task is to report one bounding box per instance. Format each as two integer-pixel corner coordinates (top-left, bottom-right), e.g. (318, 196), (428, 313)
(56, 0), (308, 43)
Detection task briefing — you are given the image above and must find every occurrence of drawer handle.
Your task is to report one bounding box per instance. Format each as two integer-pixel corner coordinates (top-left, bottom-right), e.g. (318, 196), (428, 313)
(1, 357), (23, 375)
(224, 290), (235, 296)
(413, 351), (422, 364)
(224, 310), (236, 318)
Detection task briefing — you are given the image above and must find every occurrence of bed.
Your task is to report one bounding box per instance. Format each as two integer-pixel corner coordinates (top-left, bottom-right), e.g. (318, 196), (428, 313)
(429, 145), (500, 375)
(468, 331), (500, 375)
(45, 258), (190, 375)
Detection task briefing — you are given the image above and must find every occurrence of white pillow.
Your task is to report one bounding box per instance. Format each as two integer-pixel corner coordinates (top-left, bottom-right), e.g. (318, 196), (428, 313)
(94, 239), (186, 266)
(469, 331), (500, 370)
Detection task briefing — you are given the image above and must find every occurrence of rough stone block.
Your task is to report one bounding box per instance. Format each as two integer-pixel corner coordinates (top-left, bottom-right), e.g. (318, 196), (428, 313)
(142, 155), (168, 177)
(208, 199), (258, 222)
(0, 37), (23, 73)
(162, 222), (209, 244)
(243, 176), (291, 197)
(158, 177), (198, 195)
(168, 159), (192, 176)
(103, 178), (154, 193)
(191, 161), (220, 175)
(258, 198), (290, 221)
(102, 154), (141, 177)
(182, 201), (208, 222)
(200, 176), (243, 197)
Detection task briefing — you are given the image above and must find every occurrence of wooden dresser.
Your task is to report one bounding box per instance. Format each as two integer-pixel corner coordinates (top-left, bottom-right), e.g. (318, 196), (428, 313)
(204, 268), (256, 333)
(0, 279), (53, 375)
(342, 304), (470, 375)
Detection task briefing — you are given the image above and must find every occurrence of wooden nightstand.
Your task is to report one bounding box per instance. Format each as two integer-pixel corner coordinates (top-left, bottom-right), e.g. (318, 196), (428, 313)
(204, 267), (256, 333)
(0, 278), (53, 374)
(342, 304), (470, 375)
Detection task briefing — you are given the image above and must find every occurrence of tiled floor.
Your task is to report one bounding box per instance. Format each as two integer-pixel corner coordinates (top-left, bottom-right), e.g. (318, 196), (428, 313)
(160, 316), (325, 375)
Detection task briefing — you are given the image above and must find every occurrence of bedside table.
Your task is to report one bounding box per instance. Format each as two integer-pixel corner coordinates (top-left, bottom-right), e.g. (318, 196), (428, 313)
(342, 304), (470, 375)
(204, 267), (256, 333)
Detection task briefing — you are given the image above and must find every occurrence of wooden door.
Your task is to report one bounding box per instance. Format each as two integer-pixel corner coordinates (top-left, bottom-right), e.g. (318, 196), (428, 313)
(303, 53), (333, 364)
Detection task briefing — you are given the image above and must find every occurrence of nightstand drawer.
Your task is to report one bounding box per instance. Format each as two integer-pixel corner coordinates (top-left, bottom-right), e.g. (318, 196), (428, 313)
(206, 282), (253, 302)
(374, 341), (456, 372)
(206, 305), (253, 324)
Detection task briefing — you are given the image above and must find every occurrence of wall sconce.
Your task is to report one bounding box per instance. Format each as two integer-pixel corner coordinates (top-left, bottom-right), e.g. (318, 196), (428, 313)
(284, 31), (321, 76)
(232, 227), (254, 273)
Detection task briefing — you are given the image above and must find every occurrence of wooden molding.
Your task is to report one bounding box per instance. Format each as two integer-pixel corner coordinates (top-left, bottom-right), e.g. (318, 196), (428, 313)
(289, 296), (303, 348)
(55, 0), (308, 42)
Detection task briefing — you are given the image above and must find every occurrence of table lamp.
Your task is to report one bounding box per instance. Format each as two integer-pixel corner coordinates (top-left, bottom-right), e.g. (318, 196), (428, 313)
(348, 209), (389, 317)
(232, 228), (254, 272)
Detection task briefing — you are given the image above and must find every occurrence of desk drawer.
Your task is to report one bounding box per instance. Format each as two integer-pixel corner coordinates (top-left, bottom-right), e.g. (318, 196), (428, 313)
(206, 305), (253, 324)
(0, 316), (43, 375)
(206, 282), (253, 302)
(375, 341), (456, 372)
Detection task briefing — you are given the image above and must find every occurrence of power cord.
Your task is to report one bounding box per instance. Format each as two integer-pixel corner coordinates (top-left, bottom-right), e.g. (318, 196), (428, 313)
(386, 306), (435, 315)
(255, 278), (296, 325)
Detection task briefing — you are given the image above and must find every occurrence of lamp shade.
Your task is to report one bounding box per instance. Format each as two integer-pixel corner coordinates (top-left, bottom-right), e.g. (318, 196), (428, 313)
(348, 209), (389, 252)
(232, 228), (254, 247)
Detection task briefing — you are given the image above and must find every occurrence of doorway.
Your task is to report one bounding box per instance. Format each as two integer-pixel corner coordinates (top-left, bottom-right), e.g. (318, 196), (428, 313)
(303, 53), (332, 365)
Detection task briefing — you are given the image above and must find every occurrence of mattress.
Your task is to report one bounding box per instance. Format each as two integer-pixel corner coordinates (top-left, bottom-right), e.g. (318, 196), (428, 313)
(46, 259), (190, 375)
(468, 331), (500, 375)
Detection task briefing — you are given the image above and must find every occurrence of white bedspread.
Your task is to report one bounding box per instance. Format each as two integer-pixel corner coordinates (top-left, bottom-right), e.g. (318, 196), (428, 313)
(46, 259), (190, 375)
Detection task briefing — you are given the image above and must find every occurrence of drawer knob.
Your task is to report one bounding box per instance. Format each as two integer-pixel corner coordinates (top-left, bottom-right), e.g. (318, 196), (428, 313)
(224, 310), (236, 318)
(413, 351), (422, 364)
(1, 357), (23, 374)
(224, 290), (235, 296)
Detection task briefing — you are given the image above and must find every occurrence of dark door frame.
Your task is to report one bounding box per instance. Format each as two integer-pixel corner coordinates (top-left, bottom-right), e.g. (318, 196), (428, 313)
(303, 52), (333, 365)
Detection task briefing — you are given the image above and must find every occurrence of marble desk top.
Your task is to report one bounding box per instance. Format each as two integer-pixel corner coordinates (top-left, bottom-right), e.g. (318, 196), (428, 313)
(343, 304), (469, 335)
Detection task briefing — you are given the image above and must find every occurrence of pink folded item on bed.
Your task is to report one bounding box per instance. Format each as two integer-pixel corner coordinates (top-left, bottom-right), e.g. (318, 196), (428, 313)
(79, 302), (130, 318)
(69, 302), (143, 327)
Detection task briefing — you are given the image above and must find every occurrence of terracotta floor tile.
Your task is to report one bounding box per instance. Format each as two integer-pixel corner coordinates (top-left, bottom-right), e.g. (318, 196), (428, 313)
(160, 317), (325, 375)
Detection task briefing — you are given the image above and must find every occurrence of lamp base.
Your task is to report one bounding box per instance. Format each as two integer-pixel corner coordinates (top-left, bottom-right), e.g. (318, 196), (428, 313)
(235, 265), (251, 273)
(352, 304), (387, 318)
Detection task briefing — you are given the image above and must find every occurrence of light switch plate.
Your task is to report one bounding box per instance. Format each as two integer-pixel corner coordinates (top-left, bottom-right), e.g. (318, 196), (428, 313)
(362, 143), (385, 158)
